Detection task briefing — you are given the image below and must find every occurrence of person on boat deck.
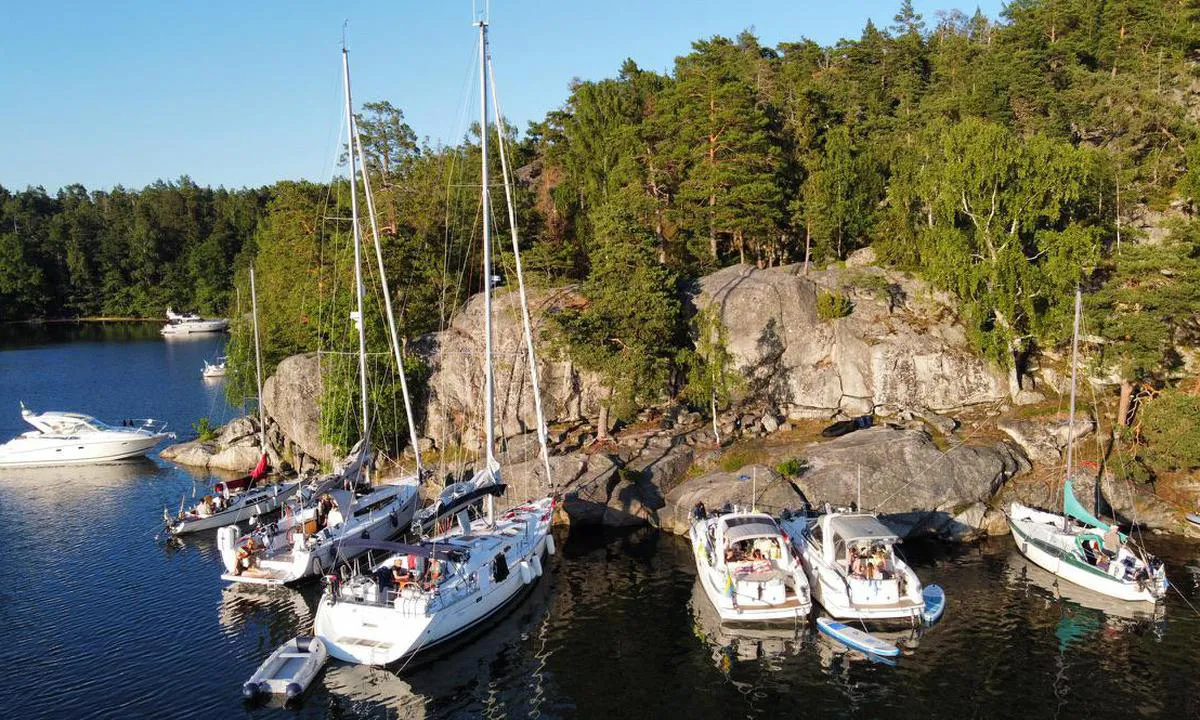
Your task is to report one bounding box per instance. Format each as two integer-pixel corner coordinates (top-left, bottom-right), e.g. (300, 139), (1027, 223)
(315, 494), (335, 530)
(1102, 526), (1121, 556)
(199, 495), (214, 517)
(391, 560), (412, 588)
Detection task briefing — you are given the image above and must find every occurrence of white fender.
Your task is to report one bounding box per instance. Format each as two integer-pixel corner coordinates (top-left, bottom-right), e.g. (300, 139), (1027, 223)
(531, 554), (543, 577)
(545, 534), (556, 556)
(217, 526), (240, 572)
(519, 560), (533, 585)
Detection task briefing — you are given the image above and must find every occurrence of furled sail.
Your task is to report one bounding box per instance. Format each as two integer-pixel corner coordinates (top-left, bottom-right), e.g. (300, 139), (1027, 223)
(1063, 479), (1110, 531)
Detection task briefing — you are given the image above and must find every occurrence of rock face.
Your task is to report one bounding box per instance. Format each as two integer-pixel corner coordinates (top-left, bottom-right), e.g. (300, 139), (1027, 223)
(159, 415), (265, 472)
(417, 287), (606, 450)
(695, 264), (1008, 419)
(262, 352), (334, 464)
(996, 415), (1095, 464)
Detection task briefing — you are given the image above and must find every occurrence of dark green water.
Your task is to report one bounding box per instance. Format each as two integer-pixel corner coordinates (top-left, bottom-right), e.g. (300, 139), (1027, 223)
(1, 326), (1198, 719)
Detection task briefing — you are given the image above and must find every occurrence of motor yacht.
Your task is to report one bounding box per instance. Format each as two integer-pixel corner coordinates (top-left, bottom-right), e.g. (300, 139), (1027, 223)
(0, 403), (173, 468)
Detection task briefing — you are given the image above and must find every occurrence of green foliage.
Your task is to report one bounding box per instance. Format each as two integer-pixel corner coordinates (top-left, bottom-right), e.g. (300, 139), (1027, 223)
(680, 304), (742, 415)
(192, 416), (217, 442)
(1137, 389), (1200, 472)
(816, 290), (853, 321)
(775, 457), (806, 478)
(718, 447), (765, 472)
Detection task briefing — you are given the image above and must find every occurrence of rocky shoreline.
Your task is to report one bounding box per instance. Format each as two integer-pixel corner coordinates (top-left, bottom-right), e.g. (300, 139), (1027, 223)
(161, 262), (1200, 540)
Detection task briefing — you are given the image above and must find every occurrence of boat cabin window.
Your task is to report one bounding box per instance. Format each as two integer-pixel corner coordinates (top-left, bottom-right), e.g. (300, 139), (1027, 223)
(492, 553), (509, 582)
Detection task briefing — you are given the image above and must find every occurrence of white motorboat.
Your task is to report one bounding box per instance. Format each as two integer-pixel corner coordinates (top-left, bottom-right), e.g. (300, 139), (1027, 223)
(0, 403), (173, 468)
(1008, 289), (1167, 605)
(779, 509), (926, 623)
(201, 356), (227, 378)
(161, 308), (229, 335)
(216, 443), (419, 585)
(314, 481), (555, 666)
(314, 25), (559, 667)
(689, 506), (811, 622)
(242, 635), (327, 703)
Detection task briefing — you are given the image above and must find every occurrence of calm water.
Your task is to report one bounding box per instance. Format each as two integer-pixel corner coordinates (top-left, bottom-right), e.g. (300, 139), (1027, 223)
(1, 326), (1199, 719)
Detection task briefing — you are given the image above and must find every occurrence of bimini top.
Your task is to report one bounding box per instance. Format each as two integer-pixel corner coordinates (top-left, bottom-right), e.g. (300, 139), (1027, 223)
(828, 514), (899, 543)
(722, 515), (782, 544)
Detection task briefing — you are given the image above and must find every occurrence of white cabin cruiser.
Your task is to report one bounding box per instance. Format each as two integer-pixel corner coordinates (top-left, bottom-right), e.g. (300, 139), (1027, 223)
(314, 470), (555, 666)
(779, 510), (925, 623)
(161, 308), (229, 335)
(1008, 482), (1166, 604)
(216, 442), (420, 585)
(689, 505), (811, 622)
(201, 357), (227, 378)
(0, 403), (173, 468)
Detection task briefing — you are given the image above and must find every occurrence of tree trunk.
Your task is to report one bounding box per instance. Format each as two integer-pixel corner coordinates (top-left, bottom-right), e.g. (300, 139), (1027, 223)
(597, 387), (612, 441)
(1117, 380), (1134, 427)
(711, 390), (721, 445)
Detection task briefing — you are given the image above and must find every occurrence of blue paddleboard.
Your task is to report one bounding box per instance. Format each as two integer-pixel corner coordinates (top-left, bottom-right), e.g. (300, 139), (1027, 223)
(922, 584), (946, 625)
(815, 616), (900, 658)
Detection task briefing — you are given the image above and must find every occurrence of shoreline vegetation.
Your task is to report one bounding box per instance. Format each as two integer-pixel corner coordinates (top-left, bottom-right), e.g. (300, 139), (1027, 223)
(4, 0), (1199, 490)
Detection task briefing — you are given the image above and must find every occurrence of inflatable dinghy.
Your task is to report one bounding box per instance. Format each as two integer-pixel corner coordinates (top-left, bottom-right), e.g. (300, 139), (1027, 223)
(242, 635), (327, 704)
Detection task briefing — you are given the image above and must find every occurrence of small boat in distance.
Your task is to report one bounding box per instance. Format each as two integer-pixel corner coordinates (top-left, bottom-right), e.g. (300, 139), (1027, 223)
(201, 356), (227, 378)
(779, 509), (928, 623)
(0, 403), (173, 468)
(689, 504), (812, 622)
(161, 308), (229, 335)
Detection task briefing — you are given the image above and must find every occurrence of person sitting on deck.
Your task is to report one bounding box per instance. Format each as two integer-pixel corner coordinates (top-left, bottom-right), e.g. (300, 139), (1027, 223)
(1102, 526), (1121, 557)
(391, 560), (412, 588)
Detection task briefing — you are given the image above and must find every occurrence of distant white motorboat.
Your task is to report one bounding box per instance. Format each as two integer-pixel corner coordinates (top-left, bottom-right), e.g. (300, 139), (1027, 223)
(0, 402), (173, 468)
(779, 509), (927, 623)
(689, 505), (811, 622)
(201, 356), (228, 378)
(161, 308), (229, 335)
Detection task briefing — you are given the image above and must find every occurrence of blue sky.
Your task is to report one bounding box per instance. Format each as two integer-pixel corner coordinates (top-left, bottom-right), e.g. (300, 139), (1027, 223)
(2, 0), (1004, 192)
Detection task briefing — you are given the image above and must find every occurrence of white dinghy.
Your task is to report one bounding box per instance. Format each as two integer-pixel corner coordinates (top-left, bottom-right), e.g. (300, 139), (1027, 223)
(315, 23), (559, 667)
(1008, 289), (1167, 605)
(0, 403), (173, 468)
(779, 509), (926, 623)
(689, 505), (811, 622)
(242, 635), (327, 704)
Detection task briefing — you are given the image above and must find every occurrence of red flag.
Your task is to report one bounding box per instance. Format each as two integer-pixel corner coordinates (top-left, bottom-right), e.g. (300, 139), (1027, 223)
(250, 452), (269, 480)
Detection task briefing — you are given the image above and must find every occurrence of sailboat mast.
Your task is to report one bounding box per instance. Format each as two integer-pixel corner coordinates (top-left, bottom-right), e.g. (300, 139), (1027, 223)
(351, 117), (423, 474)
(1064, 287), (1082, 489)
(487, 58), (554, 489)
(250, 267), (265, 452)
(478, 19), (496, 523)
(342, 48), (372, 454)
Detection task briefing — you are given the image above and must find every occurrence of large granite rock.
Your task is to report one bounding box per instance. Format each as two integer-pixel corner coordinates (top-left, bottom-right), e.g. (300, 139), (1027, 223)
(417, 287), (606, 450)
(662, 427), (1030, 539)
(262, 352), (334, 464)
(695, 264), (1008, 418)
(996, 415), (1095, 464)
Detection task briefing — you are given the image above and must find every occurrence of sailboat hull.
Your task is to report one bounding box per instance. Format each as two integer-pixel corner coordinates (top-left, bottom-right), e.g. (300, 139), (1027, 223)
(1008, 503), (1164, 603)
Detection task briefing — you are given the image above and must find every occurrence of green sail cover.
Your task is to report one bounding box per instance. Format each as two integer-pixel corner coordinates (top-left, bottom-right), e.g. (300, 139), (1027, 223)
(1063, 479), (1111, 531)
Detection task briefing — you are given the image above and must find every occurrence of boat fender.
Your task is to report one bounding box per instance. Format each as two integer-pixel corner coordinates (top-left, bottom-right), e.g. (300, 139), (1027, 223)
(531, 554), (543, 577)
(545, 534), (556, 556)
(519, 560), (533, 585)
(241, 682), (259, 700)
(285, 682), (303, 701)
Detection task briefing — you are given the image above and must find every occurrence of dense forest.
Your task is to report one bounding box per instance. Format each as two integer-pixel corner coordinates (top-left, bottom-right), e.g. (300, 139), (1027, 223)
(4, 1), (1200, 474)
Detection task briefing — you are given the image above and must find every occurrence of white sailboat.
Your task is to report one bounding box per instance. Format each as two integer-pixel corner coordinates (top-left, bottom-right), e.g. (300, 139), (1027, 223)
(214, 50), (420, 585)
(0, 404), (173, 467)
(689, 505), (811, 622)
(1008, 288), (1167, 604)
(161, 308), (229, 335)
(201, 357), (227, 378)
(314, 19), (558, 667)
(168, 268), (302, 535)
(779, 509), (927, 623)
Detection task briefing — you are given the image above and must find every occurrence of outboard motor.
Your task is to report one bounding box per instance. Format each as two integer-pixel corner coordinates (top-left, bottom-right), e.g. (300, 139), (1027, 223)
(217, 526), (241, 572)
